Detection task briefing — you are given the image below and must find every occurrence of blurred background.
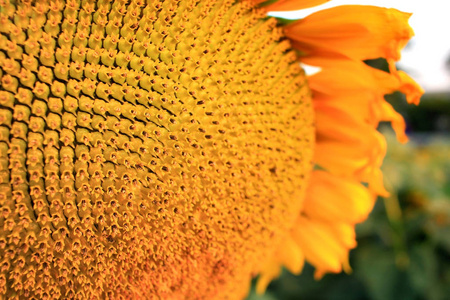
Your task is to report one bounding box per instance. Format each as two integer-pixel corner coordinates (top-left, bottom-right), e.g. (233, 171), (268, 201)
(247, 1), (450, 299)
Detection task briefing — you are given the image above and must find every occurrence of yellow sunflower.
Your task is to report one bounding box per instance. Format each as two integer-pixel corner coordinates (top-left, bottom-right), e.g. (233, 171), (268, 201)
(0, 0), (423, 299)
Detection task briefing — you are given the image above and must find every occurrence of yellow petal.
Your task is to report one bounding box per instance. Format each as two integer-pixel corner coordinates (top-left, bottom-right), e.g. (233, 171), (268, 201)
(396, 70), (424, 105)
(330, 223), (357, 249)
(314, 102), (387, 180)
(359, 167), (390, 197)
(315, 140), (374, 175)
(314, 131), (390, 196)
(314, 253), (351, 280)
(373, 100), (408, 143)
(255, 235), (305, 293)
(307, 59), (400, 95)
(277, 235), (305, 274)
(292, 216), (346, 274)
(314, 102), (379, 143)
(285, 5), (414, 61)
(313, 91), (376, 125)
(256, 259), (281, 294)
(386, 59), (424, 105)
(309, 60), (414, 144)
(303, 170), (376, 224)
(313, 223), (354, 278)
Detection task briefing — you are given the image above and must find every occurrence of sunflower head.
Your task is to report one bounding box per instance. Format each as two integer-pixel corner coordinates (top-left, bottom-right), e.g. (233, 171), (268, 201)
(0, 0), (423, 299)
(0, 0), (315, 298)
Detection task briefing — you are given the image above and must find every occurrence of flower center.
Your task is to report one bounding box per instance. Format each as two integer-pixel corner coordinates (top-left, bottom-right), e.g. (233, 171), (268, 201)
(0, 0), (314, 298)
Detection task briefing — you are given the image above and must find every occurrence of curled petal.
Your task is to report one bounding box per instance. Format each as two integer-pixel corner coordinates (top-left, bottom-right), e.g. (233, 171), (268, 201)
(314, 142), (389, 197)
(314, 121), (390, 196)
(314, 90), (409, 144)
(387, 59), (424, 104)
(363, 168), (390, 197)
(267, 0), (423, 285)
(285, 5), (414, 61)
(314, 102), (387, 178)
(373, 100), (408, 143)
(396, 70), (424, 105)
(308, 59), (421, 145)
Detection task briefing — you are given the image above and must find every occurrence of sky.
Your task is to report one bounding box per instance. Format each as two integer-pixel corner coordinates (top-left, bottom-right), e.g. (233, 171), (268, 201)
(269, 0), (450, 93)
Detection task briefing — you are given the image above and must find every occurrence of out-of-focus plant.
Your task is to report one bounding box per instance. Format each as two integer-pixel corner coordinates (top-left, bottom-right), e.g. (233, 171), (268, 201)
(248, 131), (450, 300)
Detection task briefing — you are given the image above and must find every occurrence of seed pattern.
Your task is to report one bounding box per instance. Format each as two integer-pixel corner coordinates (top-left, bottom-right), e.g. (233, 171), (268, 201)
(0, 0), (314, 299)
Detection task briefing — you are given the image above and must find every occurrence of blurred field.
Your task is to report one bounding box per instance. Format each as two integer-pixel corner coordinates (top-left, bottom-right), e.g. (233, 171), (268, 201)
(247, 131), (450, 300)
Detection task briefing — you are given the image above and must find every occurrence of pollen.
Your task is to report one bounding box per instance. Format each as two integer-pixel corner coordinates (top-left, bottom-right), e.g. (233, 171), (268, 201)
(0, 0), (313, 299)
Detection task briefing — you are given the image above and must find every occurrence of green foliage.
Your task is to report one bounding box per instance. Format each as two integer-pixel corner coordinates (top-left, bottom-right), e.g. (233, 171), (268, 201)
(248, 132), (450, 300)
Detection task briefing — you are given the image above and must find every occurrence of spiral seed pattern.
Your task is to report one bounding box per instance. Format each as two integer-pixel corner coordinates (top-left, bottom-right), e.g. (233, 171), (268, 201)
(0, 0), (314, 298)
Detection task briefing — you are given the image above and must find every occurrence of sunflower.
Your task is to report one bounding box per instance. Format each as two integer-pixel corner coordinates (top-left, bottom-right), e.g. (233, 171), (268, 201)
(0, 0), (423, 299)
